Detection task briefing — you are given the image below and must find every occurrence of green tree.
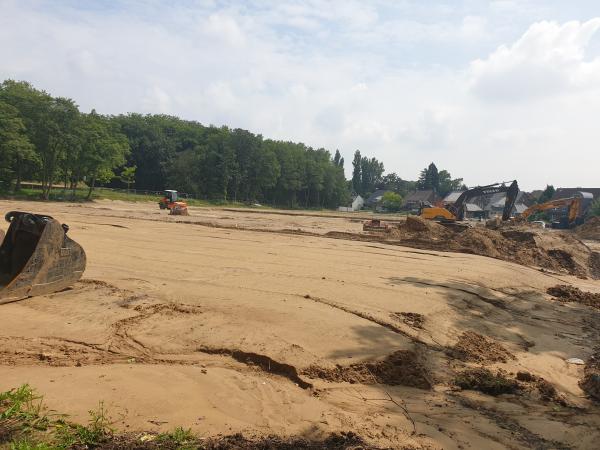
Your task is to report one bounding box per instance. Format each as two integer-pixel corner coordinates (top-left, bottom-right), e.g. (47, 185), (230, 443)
(381, 191), (403, 212)
(589, 198), (600, 217)
(537, 185), (555, 204)
(120, 166), (137, 192)
(352, 150), (362, 195)
(417, 162), (439, 191)
(360, 156), (384, 196)
(0, 100), (37, 190)
(438, 169), (464, 197)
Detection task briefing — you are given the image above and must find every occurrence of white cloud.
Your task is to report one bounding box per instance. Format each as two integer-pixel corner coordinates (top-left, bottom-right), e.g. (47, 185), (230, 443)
(470, 19), (600, 101)
(0, 1), (600, 189)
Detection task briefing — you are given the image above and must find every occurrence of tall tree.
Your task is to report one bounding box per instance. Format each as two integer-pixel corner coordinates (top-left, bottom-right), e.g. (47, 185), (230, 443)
(537, 185), (555, 204)
(351, 150), (362, 195)
(0, 100), (37, 190)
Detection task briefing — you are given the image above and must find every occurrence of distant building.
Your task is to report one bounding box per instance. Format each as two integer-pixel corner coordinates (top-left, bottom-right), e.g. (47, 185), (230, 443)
(465, 203), (485, 219)
(338, 195), (365, 212)
(442, 191), (464, 205)
(443, 190), (529, 219)
(365, 190), (391, 207)
(403, 190), (438, 211)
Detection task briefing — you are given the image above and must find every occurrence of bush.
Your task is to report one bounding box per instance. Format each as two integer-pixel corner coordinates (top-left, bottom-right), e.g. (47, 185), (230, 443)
(381, 191), (403, 212)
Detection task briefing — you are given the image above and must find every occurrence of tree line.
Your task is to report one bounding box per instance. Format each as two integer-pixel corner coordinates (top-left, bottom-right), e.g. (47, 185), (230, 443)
(0, 79), (471, 210)
(0, 80), (349, 207)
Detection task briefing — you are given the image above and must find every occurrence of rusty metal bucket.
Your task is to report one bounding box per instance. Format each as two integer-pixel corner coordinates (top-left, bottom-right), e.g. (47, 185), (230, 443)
(0, 211), (86, 304)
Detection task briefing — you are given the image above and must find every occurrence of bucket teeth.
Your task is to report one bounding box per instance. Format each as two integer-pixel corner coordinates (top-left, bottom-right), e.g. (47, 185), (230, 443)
(0, 212), (86, 304)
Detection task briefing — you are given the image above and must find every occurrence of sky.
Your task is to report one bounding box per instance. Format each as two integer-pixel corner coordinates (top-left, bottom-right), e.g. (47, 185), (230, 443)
(1, 0), (600, 190)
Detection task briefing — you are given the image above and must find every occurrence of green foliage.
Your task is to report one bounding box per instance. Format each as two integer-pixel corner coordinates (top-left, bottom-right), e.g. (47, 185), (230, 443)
(381, 173), (416, 197)
(157, 426), (196, 447)
(55, 401), (113, 448)
(0, 79), (357, 209)
(0, 80), (128, 200)
(0, 384), (50, 433)
(120, 165), (137, 190)
(417, 163), (463, 197)
(9, 440), (54, 450)
(537, 185), (555, 204)
(590, 198), (600, 217)
(381, 191), (403, 212)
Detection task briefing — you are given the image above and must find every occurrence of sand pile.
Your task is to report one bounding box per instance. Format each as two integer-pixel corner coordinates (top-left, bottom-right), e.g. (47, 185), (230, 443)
(576, 217), (600, 241)
(388, 216), (600, 279)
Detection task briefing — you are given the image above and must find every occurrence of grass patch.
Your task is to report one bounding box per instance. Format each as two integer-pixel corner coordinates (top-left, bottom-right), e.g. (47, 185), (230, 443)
(0, 385), (374, 449)
(0, 385), (114, 449)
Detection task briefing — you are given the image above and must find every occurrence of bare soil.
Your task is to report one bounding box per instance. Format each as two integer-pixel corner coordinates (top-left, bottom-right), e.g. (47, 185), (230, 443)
(576, 217), (600, 241)
(1, 199), (600, 449)
(547, 284), (600, 309)
(449, 331), (514, 363)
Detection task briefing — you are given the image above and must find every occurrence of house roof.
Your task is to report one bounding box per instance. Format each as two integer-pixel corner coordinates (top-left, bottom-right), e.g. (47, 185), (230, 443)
(465, 203), (483, 212)
(487, 191), (526, 209)
(443, 191), (463, 203)
(551, 188), (600, 201)
(514, 203), (528, 214)
(365, 189), (389, 204)
(404, 190), (436, 203)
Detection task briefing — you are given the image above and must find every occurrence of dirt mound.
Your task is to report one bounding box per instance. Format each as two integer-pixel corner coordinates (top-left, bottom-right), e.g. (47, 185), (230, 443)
(368, 217), (599, 278)
(454, 368), (519, 396)
(303, 350), (432, 389)
(547, 285), (600, 309)
(576, 217), (600, 241)
(390, 312), (425, 329)
(449, 332), (514, 363)
(516, 371), (567, 405)
(581, 348), (600, 401)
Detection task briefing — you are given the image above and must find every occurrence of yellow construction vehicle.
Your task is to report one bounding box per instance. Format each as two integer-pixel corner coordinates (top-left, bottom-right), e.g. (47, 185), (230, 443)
(515, 196), (586, 229)
(420, 181), (519, 222)
(0, 211), (86, 304)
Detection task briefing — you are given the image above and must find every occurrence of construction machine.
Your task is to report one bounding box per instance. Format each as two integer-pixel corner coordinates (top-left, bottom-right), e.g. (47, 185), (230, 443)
(158, 190), (189, 216)
(0, 211), (86, 304)
(515, 196), (586, 229)
(363, 219), (391, 232)
(421, 181), (519, 222)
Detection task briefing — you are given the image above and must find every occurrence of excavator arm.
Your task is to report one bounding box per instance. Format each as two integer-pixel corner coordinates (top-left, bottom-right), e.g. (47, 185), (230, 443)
(517, 197), (582, 227)
(448, 180), (519, 221)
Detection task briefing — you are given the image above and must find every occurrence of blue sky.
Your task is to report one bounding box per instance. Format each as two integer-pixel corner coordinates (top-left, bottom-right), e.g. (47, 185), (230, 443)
(2, 0), (600, 189)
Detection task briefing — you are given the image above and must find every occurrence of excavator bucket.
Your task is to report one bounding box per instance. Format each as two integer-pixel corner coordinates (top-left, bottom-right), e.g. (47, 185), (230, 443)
(0, 211), (86, 305)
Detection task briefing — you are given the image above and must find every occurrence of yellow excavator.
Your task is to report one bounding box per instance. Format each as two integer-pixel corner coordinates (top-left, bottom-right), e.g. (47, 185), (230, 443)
(515, 196), (586, 229)
(421, 181), (519, 222)
(0, 211), (86, 304)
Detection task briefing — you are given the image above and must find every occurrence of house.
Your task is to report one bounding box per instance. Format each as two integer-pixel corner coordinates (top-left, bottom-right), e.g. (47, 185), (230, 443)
(484, 191), (529, 219)
(365, 190), (391, 207)
(338, 195), (365, 212)
(442, 191), (464, 206)
(403, 190), (438, 211)
(465, 203), (485, 219)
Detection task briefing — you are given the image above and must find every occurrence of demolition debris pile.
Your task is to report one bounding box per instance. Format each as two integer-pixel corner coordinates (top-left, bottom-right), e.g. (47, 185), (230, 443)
(384, 216), (600, 279)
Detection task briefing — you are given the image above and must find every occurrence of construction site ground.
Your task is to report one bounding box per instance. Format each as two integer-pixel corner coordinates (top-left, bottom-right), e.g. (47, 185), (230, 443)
(1, 199), (600, 449)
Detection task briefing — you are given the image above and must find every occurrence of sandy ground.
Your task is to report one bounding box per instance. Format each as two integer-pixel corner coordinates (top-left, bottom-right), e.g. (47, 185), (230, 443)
(1, 199), (600, 449)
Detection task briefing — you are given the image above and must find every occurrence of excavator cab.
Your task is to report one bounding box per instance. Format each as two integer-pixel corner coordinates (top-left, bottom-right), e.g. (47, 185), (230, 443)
(0, 211), (86, 304)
